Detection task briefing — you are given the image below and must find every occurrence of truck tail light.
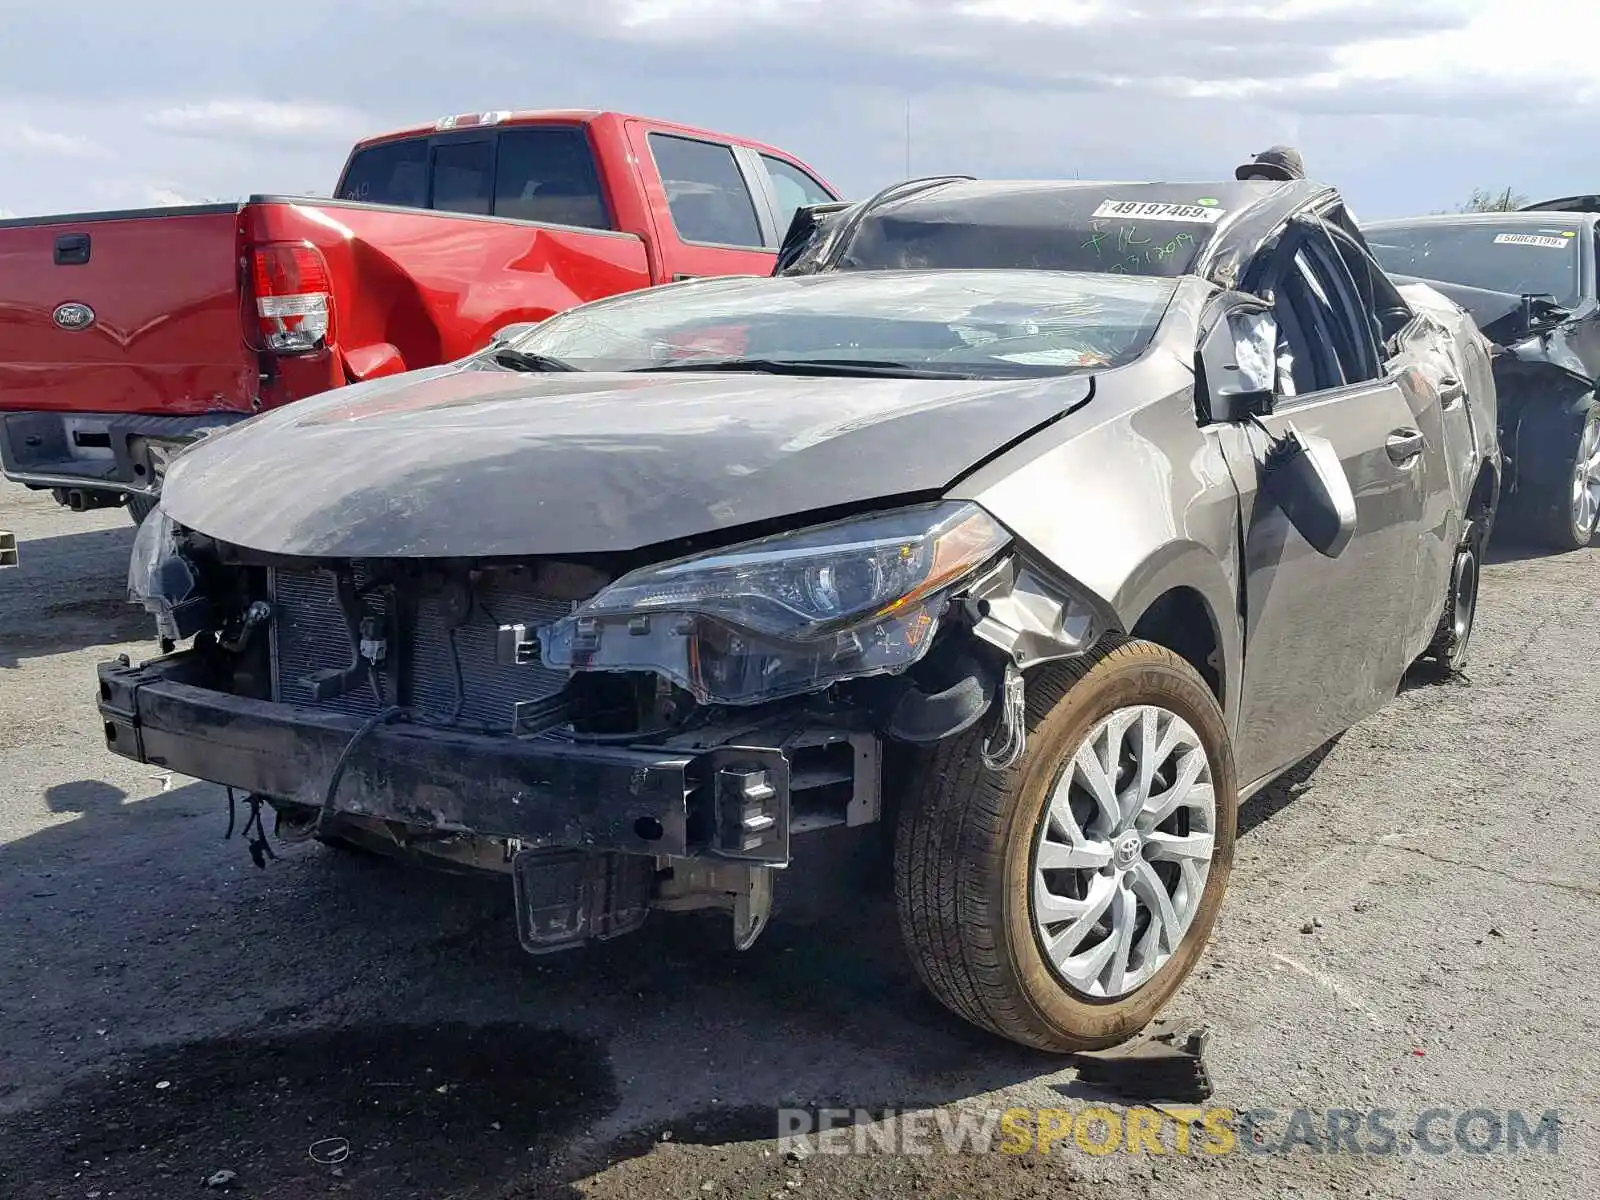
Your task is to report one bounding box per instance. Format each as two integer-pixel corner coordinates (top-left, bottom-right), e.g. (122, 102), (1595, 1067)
(250, 242), (335, 355)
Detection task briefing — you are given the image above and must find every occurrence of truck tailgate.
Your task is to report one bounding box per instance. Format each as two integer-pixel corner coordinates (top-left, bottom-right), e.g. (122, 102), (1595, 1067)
(0, 205), (257, 417)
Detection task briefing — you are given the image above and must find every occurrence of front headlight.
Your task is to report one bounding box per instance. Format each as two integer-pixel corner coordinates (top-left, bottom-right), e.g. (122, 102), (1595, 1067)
(539, 501), (1012, 705)
(128, 505), (209, 642)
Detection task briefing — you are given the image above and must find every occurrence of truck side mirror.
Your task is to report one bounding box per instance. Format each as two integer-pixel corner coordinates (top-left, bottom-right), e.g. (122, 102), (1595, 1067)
(1198, 308), (1277, 423)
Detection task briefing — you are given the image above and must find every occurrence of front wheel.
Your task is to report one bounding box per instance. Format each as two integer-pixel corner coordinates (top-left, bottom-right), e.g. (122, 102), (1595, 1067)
(1508, 398), (1600, 551)
(893, 639), (1237, 1052)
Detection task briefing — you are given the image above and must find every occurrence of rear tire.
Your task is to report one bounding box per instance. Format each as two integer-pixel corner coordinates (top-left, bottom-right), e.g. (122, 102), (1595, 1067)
(1424, 522), (1481, 674)
(893, 639), (1237, 1052)
(1505, 397), (1600, 551)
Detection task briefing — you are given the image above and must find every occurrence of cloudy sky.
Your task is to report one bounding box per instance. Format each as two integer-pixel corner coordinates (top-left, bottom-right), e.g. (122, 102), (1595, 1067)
(0, 0), (1594, 222)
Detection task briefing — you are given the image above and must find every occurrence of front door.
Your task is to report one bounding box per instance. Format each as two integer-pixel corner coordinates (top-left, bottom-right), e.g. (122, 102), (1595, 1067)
(1226, 229), (1431, 788)
(625, 121), (782, 281)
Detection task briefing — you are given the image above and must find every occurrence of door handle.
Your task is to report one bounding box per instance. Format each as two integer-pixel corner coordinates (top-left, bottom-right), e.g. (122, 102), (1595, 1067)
(1386, 428), (1425, 463)
(1438, 374), (1464, 408)
(54, 232), (90, 266)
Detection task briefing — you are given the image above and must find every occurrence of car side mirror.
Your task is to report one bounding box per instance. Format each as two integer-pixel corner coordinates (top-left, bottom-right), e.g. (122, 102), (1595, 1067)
(1262, 423), (1357, 558)
(490, 321), (541, 347)
(1199, 308), (1277, 422)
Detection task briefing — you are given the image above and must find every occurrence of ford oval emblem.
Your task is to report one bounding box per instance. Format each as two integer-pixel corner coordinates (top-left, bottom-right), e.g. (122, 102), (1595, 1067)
(52, 302), (95, 331)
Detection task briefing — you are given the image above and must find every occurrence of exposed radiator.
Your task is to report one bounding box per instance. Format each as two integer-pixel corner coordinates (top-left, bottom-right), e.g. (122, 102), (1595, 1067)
(268, 565), (575, 731)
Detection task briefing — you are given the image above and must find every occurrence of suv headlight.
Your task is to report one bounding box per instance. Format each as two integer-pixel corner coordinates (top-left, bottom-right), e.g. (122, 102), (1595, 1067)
(539, 501), (1011, 705)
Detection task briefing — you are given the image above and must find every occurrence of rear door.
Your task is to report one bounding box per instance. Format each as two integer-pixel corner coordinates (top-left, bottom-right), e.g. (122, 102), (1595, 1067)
(625, 121), (784, 280)
(1228, 221), (1432, 787)
(0, 206), (255, 417)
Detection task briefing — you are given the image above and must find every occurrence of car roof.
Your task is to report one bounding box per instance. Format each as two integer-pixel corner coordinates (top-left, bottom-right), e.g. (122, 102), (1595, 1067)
(1365, 211), (1597, 229)
(348, 109), (806, 160)
(812, 178), (1336, 287)
(1521, 194), (1600, 213)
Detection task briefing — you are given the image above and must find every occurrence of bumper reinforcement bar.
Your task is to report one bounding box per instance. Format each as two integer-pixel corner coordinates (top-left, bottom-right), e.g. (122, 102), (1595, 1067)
(97, 652), (879, 865)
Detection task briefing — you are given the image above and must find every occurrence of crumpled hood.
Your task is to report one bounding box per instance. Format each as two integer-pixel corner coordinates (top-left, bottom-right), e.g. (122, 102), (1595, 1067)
(160, 361), (1091, 558)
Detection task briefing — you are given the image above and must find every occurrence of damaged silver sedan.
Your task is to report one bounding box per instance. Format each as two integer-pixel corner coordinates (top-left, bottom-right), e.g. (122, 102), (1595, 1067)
(104, 180), (1495, 1052)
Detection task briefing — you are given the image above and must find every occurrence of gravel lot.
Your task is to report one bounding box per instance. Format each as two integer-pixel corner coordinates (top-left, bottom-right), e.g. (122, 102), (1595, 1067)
(1, 480), (1596, 1200)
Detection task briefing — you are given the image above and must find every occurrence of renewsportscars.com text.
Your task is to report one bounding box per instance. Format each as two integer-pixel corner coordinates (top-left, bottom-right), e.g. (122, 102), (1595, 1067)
(776, 1106), (1563, 1158)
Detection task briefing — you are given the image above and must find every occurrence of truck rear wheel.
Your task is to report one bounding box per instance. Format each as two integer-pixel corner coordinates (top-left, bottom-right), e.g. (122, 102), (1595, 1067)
(893, 640), (1237, 1052)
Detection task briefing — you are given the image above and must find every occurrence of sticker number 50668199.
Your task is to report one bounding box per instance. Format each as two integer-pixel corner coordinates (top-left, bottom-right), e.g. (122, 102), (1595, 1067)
(1493, 233), (1572, 249)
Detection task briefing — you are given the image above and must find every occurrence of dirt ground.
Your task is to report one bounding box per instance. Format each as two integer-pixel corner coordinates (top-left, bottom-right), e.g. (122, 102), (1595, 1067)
(1, 481), (1596, 1200)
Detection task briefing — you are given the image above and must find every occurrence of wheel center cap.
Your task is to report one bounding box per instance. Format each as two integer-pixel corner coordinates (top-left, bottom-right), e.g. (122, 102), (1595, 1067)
(1113, 832), (1142, 869)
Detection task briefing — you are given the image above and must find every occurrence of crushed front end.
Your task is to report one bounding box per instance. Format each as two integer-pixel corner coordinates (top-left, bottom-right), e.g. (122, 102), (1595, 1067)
(102, 502), (1107, 955)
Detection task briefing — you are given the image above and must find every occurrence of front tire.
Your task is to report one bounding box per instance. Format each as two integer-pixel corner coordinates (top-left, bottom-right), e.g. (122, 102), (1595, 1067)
(893, 639), (1237, 1052)
(1507, 397), (1600, 551)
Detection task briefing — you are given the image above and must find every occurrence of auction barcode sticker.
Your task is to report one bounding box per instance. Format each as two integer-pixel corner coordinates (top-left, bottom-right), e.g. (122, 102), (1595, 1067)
(1493, 233), (1571, 249)
(1093, 199), (1226, 224)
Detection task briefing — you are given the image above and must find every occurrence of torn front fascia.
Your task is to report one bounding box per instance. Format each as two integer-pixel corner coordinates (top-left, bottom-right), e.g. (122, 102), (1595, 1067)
(867, 557), (1107, 749)
(963, 557), (1108, 670)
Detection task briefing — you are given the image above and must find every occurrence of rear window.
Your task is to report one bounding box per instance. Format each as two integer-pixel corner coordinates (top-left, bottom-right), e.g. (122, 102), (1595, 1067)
(432, 140), (493, 215)
(493, 127), (610, 229)
(334, 125), (611, 229)
(338, 139), (427, 207)
(1367, 221), (1583, 308)
(837, 210), (1211, 278)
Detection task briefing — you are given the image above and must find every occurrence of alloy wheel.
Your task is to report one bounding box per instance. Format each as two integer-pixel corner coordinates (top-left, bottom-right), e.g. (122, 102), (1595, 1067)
(1452, 544), (1478, 649)
(1572, 411), (1600, 539)
(1031, 705), (1217, 999)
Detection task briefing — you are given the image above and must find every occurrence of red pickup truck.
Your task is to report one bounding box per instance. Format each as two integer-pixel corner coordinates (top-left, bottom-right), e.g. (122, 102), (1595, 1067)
(0, 109), (837, 522)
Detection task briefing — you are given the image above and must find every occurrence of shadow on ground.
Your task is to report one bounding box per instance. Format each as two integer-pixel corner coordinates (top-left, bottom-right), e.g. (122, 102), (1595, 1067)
(0, 524), (150, 668)
(0, 776), (1059, 1200)
(1483, 527), (1593, 566)
(1236, 736), (1342, 838)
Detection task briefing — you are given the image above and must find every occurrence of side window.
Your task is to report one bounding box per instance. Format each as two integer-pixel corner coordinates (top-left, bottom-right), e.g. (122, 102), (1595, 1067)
(431, 140), (493, 215)
(648, 133), (764, 248)
(1332, 232), (1412, 347)
(761, 154), (833, 232)
(338, 140), (428, 207)
(1298, 237), (1381, 385)
(493, 127), (611, 229)
(1270, 270), (1321, 398)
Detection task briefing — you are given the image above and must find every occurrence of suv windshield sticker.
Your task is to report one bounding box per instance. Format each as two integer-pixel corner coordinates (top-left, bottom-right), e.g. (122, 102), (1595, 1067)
(1093, 199), (1226, 224)
(1493, 233), (1572, 249)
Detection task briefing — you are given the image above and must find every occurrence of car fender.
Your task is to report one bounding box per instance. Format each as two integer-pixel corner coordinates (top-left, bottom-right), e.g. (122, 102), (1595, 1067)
(951, 377), (1245, 726)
